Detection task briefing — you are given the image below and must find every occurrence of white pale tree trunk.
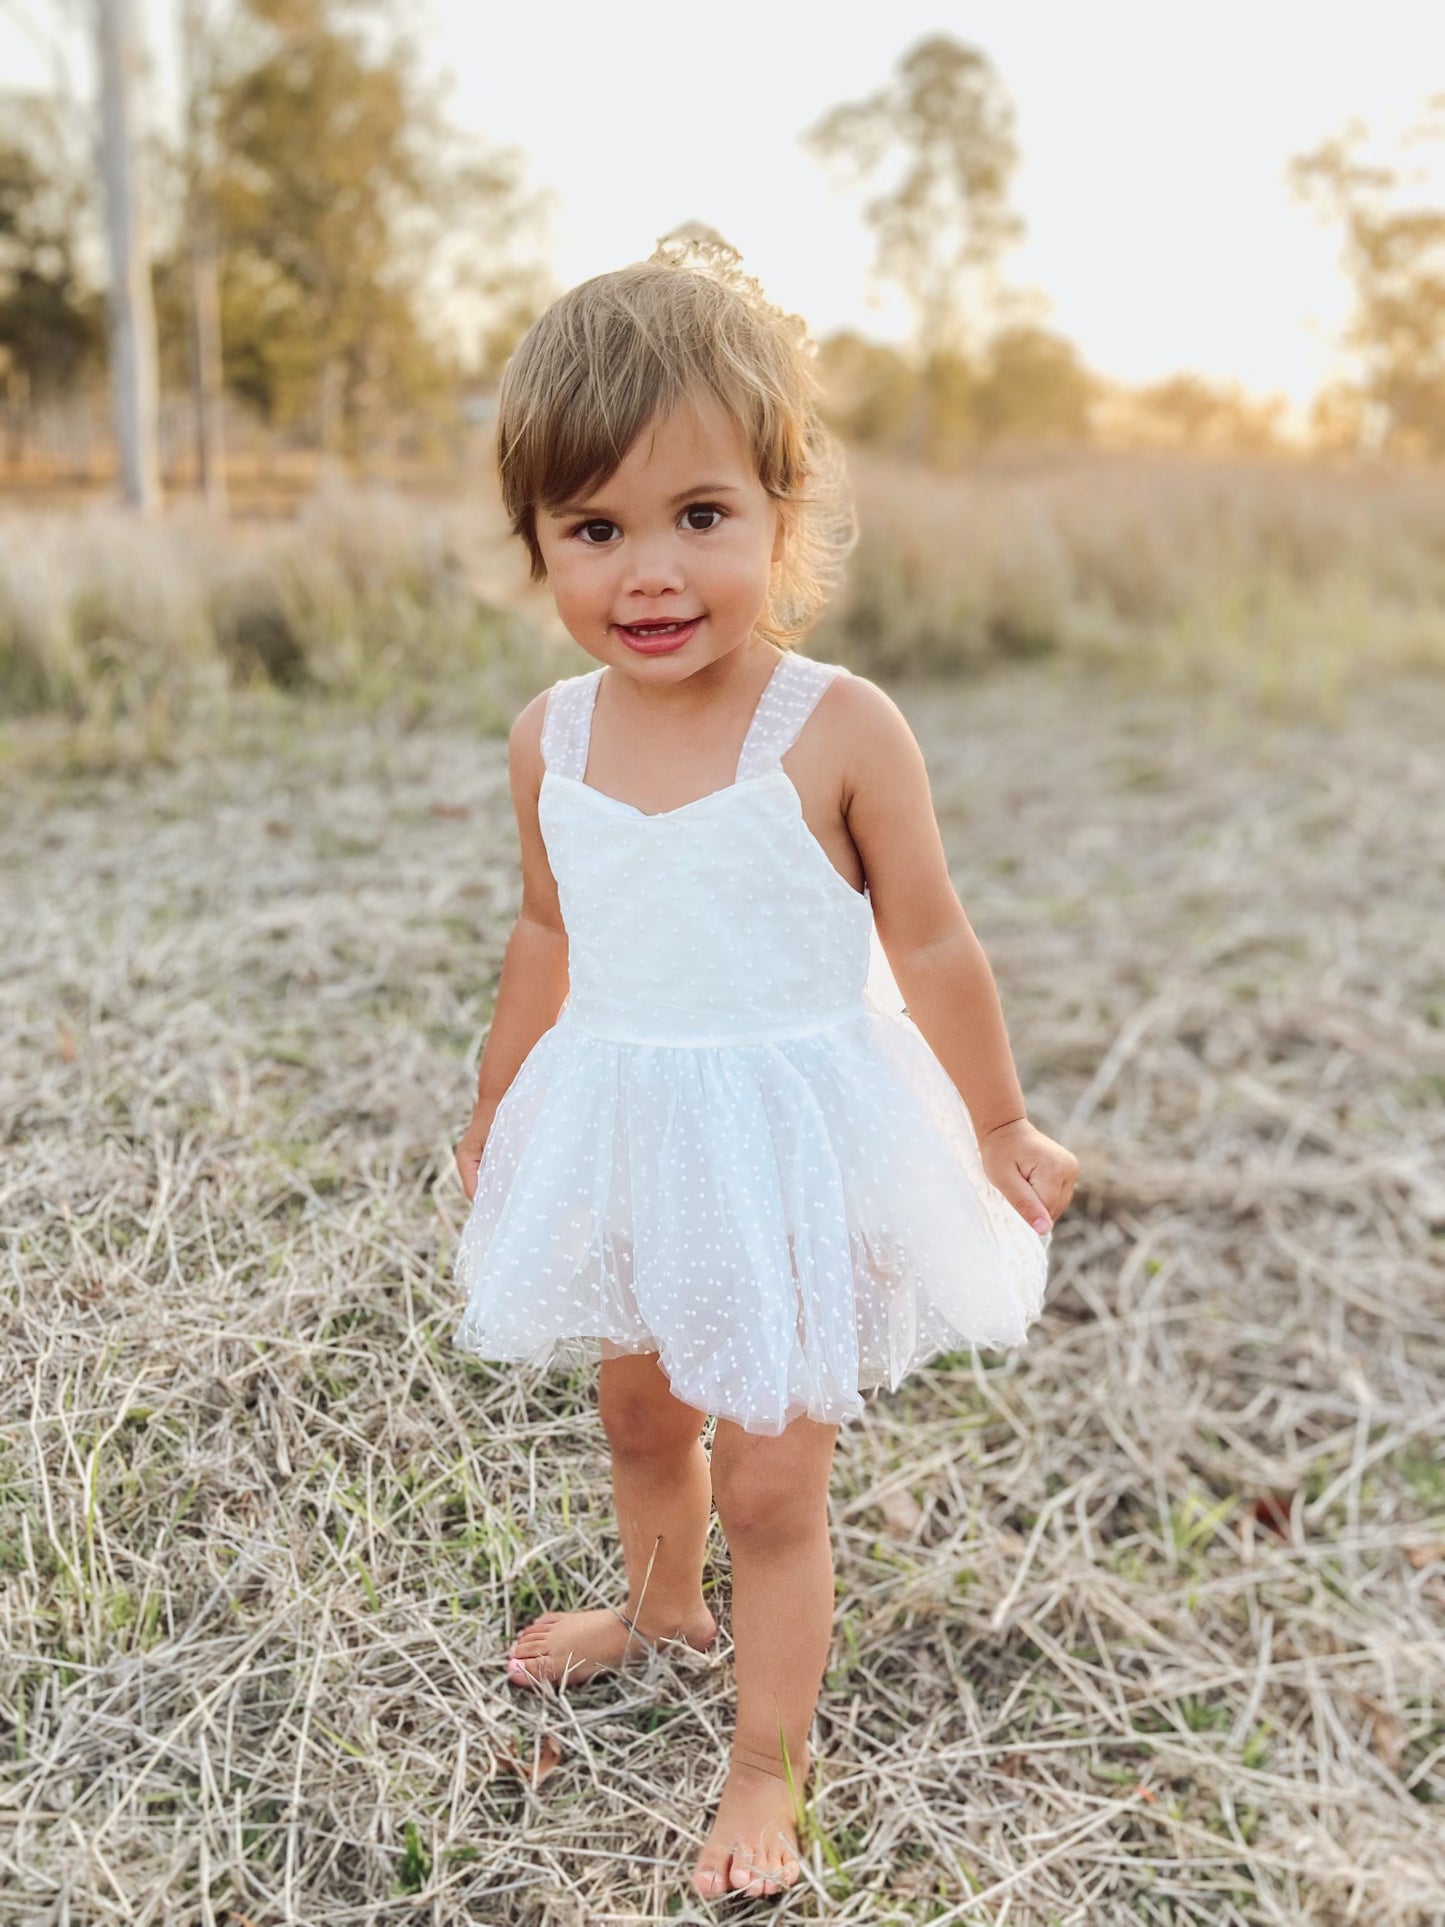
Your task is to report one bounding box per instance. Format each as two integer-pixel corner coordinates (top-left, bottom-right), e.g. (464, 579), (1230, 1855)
(96, 0), (162, 513)
(181, 0), (227, 513)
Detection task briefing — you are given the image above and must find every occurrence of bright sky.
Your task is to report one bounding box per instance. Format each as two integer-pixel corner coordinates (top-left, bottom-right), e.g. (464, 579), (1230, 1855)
(4, 0), (1442, 429)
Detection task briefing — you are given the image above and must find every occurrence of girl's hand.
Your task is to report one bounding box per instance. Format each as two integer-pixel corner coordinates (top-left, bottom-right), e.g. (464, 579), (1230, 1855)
(979, 1118), (1080, 1236)
(455, 1098), (500, 1203)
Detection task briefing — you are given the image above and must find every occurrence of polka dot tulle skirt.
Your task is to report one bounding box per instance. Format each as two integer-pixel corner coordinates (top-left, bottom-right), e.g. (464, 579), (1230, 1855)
(452, 651), (1051, 1436)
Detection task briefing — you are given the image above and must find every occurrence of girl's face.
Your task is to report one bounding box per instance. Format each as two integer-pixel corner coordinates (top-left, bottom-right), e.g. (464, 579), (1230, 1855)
(534, 390), (785, 675)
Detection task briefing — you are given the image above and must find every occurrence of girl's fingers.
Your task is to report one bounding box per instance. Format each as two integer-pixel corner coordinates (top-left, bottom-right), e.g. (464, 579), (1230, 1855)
(1004, 1173), (1053, 1234)
(983, 1129), (1079, 1236)
(1029, 1153), (1078, 1228)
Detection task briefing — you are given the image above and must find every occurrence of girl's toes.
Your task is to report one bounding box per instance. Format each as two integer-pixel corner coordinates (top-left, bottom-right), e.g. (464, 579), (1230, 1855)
(691, 1845), (731, 1896)
(728, 1847), (765, 1895)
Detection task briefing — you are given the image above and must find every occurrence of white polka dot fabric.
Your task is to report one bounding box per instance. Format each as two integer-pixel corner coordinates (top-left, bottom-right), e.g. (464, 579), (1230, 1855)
(453, 648), (1050, 1435)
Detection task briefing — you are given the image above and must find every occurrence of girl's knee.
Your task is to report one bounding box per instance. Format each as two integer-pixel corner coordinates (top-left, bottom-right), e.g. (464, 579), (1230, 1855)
(598, 1355), (703, 1460)
(711, 1442), (833, 1546)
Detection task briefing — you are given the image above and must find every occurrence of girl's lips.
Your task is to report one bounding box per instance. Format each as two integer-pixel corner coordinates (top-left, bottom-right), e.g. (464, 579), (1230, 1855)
(615, 616), (702, 655)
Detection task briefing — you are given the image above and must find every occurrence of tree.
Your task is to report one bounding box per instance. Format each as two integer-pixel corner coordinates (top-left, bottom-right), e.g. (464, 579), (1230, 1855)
(971, 325), (1096, 446)
(95, 0), (162, 510)
(1289, 100), (1445, 457)
(805, 35), (1025, 362)
(1092, 372), (1287, 453)
(817, 325), (1097, 460)
(0, 93), (103, 412)
(207, 0), (549, 453)
(180, 0), (227, 510)
(815, 331), (919, 450)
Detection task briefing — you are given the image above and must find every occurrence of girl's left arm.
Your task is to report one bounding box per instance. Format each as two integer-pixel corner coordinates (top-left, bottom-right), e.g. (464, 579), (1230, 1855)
(834, 676), (1080, 1236)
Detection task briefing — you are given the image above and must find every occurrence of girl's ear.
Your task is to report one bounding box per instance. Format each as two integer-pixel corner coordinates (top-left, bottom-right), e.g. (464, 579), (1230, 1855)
(772, 465), (810, 567)
(771, 501), (790, 569)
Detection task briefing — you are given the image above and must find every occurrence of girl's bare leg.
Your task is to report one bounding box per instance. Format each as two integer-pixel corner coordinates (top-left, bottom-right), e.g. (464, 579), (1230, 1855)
(507, 1349), (717, 1687)
(691, 1412), (839, 1899)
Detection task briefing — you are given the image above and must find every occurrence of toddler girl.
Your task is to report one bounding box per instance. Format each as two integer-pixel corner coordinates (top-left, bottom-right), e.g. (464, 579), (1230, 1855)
(452, 237), (1080, 1901)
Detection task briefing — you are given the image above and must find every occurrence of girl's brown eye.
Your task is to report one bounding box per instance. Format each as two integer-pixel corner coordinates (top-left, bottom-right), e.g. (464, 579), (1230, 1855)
(684, 505), (722, 531)
(579, 520), (616, 544)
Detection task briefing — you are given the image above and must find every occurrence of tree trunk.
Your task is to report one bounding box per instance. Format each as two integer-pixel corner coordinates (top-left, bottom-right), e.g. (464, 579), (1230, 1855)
(96, 0), (162, 514)
(317, 355), (344, 485)
(181, 0), (227, 513)
(4, 369), (29, 472)
(186, 227), (227, 511)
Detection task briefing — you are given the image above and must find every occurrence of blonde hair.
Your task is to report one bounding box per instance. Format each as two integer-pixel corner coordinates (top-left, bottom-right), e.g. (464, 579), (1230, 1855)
(495, 231), (855, 647)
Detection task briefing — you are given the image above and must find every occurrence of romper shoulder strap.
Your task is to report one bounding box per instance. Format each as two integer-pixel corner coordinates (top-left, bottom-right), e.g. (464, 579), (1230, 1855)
(540, 668), (603, 780)
(736, 652), (849, 781)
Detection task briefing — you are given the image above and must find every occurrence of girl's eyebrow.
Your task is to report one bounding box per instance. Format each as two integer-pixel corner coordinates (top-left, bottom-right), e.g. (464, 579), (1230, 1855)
(668, 483), (742, 503)
(545, 482), (743, 520)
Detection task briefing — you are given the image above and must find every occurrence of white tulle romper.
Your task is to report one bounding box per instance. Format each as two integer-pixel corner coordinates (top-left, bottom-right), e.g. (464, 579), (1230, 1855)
(453, 648), (1051, 1436)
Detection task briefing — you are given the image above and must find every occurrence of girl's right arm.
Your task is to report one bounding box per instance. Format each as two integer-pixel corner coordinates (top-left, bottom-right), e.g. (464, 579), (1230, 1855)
(454, 692), (570, 1202)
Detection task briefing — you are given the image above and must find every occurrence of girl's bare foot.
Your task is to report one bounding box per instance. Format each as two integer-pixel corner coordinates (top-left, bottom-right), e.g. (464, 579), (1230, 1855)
(692, 1752), (808, 1899)
(506, 1602), (718, 1690)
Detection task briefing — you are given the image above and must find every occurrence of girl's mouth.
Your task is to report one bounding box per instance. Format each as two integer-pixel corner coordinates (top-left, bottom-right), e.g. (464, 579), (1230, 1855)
(615, 616), (702, 655)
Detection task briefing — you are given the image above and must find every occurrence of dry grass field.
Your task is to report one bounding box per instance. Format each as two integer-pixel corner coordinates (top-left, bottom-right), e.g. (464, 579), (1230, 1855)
(2, 629), (1442, 1922)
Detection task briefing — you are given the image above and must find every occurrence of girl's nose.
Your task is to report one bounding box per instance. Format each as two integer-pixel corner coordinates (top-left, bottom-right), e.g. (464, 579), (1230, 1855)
(622, 536), (686, 598)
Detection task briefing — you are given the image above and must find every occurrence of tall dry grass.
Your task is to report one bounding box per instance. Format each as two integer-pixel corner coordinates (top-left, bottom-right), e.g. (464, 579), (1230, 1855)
(4, 452), (1445, 767)
(0, 486), (533, 759)
(819, 452), (1445, 715)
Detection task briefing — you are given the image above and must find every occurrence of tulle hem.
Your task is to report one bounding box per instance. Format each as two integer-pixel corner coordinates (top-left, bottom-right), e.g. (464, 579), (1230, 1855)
(452, 1317), (1045, 1437)
(451, 1004), (1050, 1437)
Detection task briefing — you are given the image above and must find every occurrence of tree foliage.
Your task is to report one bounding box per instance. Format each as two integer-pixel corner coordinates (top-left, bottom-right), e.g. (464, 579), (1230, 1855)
(816, 325), (1096, 460)
(204, 0), (550, 443)
(0, 92), (103, 399)
(1290, 100), (1445, 455)
(1096, 373), (1287, 452)
(805, 35), (1024, 359)
(972, 326), (1095, 444)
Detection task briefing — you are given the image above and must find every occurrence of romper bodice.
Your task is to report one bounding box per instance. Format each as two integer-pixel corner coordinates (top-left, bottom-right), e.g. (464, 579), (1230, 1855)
(537, 649), (882, 1046)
